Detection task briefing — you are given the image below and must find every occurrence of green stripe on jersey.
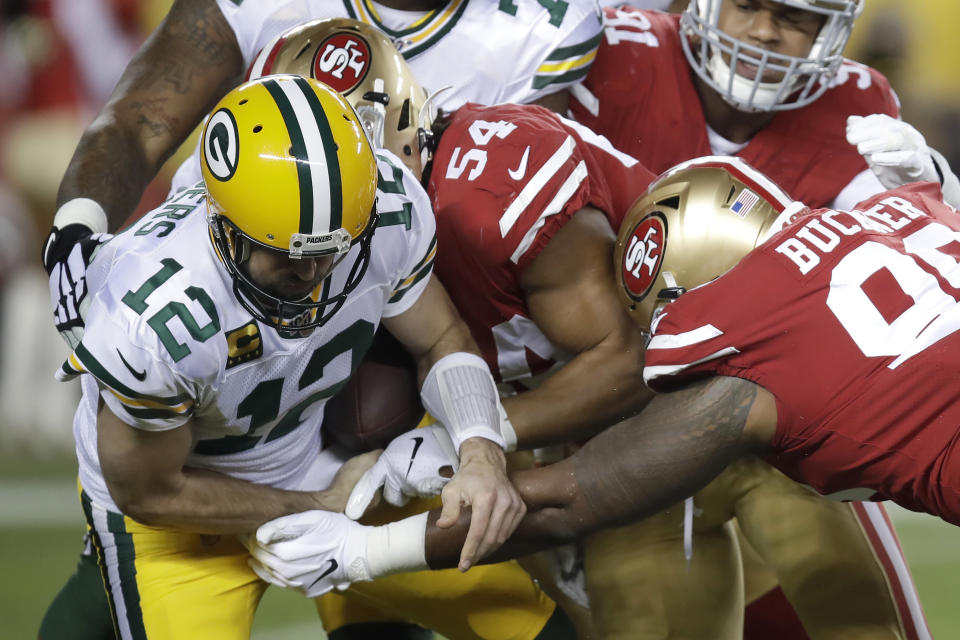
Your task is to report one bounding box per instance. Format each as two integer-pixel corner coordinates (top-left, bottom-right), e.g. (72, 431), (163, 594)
(532, 66), (591, 90)
(400, 0), (470, 59)
(545, 34), (602, 61)
(73, 343), (192, 406)
(389, 258), (434, 303)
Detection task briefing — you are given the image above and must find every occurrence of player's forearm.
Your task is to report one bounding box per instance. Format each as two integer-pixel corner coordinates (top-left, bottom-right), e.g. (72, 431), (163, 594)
(55, 0), (243, 229)
(504, 334), (652, 449)
(115, 467), (347, 535)
(56, 118), (158, 230)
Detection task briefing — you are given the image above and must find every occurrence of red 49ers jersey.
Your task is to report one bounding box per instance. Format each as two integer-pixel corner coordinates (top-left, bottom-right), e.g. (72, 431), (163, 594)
(429, 102), (655, 382)
(571, 8), (900, 207)
(643, 182), (960, 524)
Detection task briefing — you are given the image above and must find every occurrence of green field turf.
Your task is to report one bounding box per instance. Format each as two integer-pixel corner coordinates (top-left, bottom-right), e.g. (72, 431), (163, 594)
(3, 457), (958, 639)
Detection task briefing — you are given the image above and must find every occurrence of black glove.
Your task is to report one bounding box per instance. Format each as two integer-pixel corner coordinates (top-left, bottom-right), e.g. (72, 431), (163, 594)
(42, 224), (111, 348)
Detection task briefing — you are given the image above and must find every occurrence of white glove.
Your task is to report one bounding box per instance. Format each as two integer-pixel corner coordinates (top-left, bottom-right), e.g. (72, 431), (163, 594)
(244, 510), (429, 597)
(847, 114), (939, 189)
(345, 424), (458, 520)
(244, 510), (373, 597)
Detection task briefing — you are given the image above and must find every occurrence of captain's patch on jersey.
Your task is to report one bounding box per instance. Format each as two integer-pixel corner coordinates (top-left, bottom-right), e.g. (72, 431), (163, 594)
(225, 321), (263, 369)
(620, 213), (666, 303)
(313, 32), (371, 95)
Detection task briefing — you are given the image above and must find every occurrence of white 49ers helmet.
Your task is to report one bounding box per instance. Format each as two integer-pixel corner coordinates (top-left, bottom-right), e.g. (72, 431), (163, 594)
(680, 0), (863, 112)
(247, 18), (437, 178)
(615, 156), (802, 331)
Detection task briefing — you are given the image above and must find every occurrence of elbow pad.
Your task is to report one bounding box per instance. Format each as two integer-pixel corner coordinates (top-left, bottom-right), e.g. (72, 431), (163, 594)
(420, 352), (507, 451)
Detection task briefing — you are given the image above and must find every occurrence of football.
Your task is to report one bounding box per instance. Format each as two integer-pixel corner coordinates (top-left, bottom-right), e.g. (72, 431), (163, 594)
(322, 327), (425, 451)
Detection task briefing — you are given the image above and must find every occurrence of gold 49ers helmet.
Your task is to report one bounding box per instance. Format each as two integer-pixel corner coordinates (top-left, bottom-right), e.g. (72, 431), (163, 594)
(201, 74), (378, 332)
(246, 18), (437, 178)
(615, 156), (803, 332)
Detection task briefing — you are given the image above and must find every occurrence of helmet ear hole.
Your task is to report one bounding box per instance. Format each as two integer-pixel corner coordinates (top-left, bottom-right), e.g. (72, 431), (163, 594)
(253, 125), (262, 133)
(655, 196), (680, 209)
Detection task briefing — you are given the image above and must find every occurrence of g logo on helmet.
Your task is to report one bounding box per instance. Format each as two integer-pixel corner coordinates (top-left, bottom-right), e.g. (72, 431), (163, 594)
(620, 213), (666, 302)
(313, 33), (371, 94)
(203, 108), (239, 182)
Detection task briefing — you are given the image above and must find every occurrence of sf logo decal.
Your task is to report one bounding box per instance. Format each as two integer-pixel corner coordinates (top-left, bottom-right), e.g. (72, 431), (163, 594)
(204, 108), (239, 182)
(621, 213), (666, 302)
(314, 33), (371, 94)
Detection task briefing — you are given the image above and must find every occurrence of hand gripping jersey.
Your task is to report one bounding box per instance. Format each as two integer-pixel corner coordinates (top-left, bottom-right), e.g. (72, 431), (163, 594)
(59, 151), (436, 513)
(215, 0), (601, 109)
(644, 181), (960, 525)
(570, 7), (900, 208)
(429, 102), (654, 383)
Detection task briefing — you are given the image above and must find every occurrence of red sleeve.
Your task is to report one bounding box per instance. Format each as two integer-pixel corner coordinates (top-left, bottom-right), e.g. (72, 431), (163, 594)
(430, 103), (618, 271)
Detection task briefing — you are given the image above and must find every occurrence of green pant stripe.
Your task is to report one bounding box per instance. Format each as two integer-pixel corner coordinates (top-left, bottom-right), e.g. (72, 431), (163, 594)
(80, 490), (123, 639)
(82, 490), (147, 640)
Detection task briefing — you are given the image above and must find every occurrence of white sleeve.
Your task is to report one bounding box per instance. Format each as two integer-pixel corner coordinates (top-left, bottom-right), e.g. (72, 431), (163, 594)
(829, 168), (886, 211)
(376, 152), (438, 318)
(522, 0), (603, 104)
(214, 0), (300, 67)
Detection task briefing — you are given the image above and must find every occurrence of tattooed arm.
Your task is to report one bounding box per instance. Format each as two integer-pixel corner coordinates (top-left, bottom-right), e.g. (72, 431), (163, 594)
(424, 375), (778, 568)
(55, 0), (243, 228)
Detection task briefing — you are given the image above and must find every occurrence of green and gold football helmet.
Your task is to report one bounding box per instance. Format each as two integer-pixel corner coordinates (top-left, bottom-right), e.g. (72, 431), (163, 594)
(615, 156), (803, 332)
(201, 74), (378, 332)
(247, 18), (437, 178)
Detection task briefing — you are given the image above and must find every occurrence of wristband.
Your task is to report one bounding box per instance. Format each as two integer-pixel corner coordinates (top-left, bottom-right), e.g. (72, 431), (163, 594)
(364, 512), (429, 578)
(53, 198), (108, 234)
(420, 352), (506, 451)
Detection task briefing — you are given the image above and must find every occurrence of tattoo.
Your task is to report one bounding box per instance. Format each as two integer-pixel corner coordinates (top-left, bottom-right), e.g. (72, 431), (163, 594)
(573, 376), (757, 528)
(123, 98), (181, 141)
(56, 0), (242, 226)
(129, 0), (241, 95)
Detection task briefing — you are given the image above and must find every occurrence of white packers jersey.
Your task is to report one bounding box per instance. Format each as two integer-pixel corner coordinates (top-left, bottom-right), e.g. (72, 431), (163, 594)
(215, 0), (602, 109)
(62, 151), (436, 513)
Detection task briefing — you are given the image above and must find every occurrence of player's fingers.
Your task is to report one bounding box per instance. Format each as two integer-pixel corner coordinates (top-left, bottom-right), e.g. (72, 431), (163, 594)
(487, 486), (524, 551)
(508, 492), (527, 537)
(257, 519), (308, 546)
(459, 491), (494, 570)
(476, 491), (510, 560)
(345, 463), (386, 520)
(436, 483), (463, 528)
(870, 150), (920, 168)
(383, 480), (406, 506)
(248, 558), (292, 587)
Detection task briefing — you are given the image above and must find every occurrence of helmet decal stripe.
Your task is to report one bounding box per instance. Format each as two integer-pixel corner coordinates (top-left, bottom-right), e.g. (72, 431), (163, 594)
(262, 78), (320, 236)
(293, 75), (344, 233)
(247, 33), (288, 82)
